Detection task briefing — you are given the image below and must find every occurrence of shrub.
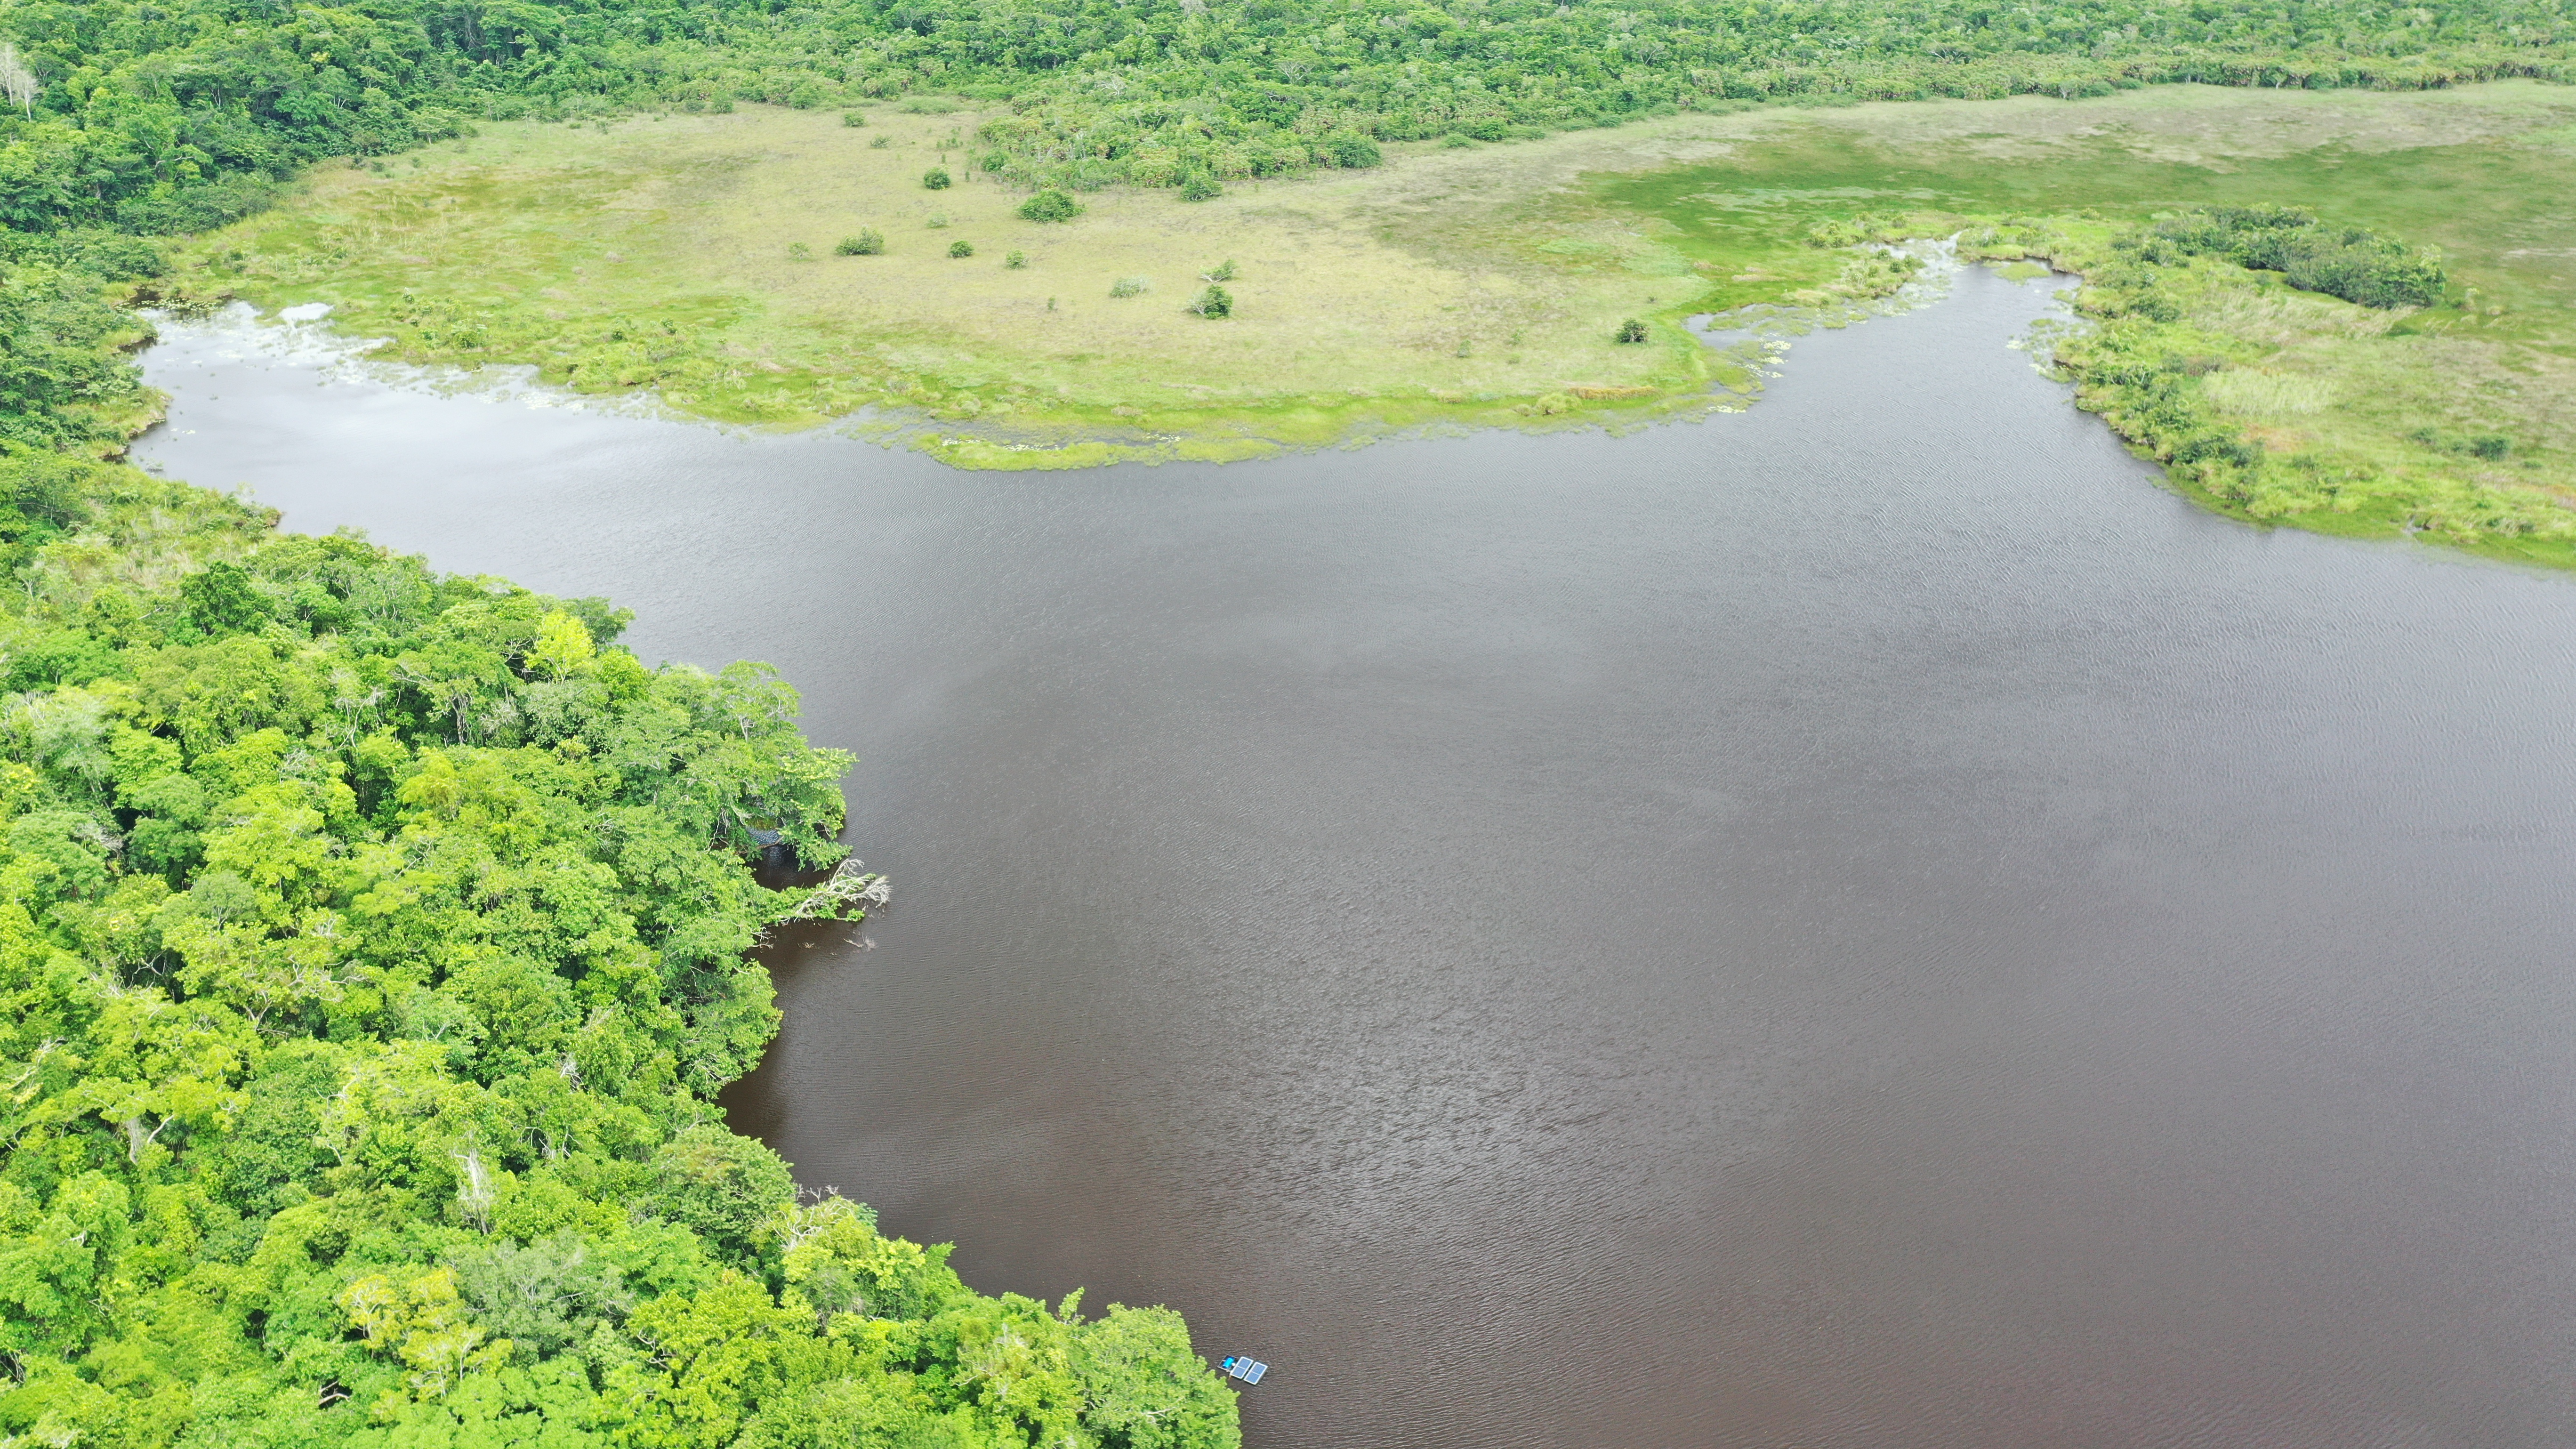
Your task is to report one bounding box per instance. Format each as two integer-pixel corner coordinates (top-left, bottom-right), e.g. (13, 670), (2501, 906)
(1191, 285), (1233, 318)
(788, 242), (813, 260)
(2123, 290), (2183, 323)
(1005, 250), (1028, 269)
(1019, 189), (1084, 223)
(1441, 133), (1475, 148)
(836, 229), (885, 256)
(926, 214), (949, 228)
(870, 135), (891, 149)
(923, 167), (952, 190)
(1179, 173), (1224, 202)
(949, 240), (974, 258)
(1615, 318), (1649, 344)
(2471, 434), (2512, 460)
(982, 150), (1008, 172)
(1327, 133), (1383, 168)
(1110, 276), (1151, 298)
(2154, 206), (2444, 308)
(842, 111), (867, 127)
(1202, 260), (1237, 282)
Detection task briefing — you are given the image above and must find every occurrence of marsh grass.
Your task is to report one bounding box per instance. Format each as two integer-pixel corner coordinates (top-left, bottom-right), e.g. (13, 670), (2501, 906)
(177, 105), (1729, 459)
(2200, 370), (2341, 417)
(1580, 81), (2576, 564)
(171, 84), (2576, 507)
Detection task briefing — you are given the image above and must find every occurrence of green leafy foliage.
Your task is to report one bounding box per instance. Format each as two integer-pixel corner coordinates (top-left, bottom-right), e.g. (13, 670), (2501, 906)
(0, 458), (1241, 1449)
(837, 230), (886, 257)
(1017, 190), (1084, 225)
(1189, 285), (1232, 318)
(923, 167), (952, 191)
(0, 259), (157, 449)
(2153, 205), (2447, 308)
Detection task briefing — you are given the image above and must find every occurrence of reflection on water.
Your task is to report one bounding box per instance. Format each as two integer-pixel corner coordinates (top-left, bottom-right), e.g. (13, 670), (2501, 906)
(136, 271), (2576, 1449)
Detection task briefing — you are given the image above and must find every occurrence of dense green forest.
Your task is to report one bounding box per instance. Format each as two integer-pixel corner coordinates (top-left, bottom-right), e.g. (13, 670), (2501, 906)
(0, 465), (1244, 1446)
(0, 457), (1244, 1449)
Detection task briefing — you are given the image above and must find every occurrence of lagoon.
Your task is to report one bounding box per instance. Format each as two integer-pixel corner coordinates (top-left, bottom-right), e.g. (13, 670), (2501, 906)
(135, 268), (2576, 1448)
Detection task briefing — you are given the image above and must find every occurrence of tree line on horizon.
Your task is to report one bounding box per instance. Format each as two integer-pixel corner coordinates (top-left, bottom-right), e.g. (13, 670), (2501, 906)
(0, 0), (2570, 232)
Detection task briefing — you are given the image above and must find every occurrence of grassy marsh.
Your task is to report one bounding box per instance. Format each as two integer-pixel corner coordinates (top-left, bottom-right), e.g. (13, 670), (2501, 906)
(170, 105), (1755, 464)
(1581, 82), (2576, 563)
(168, 84), (2576, 559)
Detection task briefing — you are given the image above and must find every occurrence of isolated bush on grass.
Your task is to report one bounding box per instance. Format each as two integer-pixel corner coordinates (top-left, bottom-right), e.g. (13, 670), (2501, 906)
(1005, 250), (1028, 269)
(837, 229), (885, 255)
(1191, 284), (1233, 318)
(1110, 276), (1151, 298)
(842, 111), (867, 127)
(1020, 189), (1085, 223)
(923, 167), (952, 190)
(950, 240), (975, 258)
(1615, 318), (1649, 343)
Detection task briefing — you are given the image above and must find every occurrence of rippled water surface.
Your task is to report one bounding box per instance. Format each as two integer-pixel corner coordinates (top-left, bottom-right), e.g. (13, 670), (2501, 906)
(136, 271), (2576, 1448)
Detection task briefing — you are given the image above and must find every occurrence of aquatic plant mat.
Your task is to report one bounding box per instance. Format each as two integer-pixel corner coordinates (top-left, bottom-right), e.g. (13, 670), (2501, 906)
(176, 82), (2576, 558)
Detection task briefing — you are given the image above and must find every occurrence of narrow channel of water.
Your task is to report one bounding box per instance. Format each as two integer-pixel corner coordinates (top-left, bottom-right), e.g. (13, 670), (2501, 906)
(136, 270), (2576, 1448)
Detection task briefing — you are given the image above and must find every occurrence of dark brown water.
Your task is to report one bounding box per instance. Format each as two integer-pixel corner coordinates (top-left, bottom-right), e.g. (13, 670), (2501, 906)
(137, 271), (2576, 1448)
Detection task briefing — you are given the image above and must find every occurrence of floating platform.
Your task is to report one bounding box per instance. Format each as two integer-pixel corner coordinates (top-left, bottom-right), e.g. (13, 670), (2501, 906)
(1220, 1356), (1269, 1385)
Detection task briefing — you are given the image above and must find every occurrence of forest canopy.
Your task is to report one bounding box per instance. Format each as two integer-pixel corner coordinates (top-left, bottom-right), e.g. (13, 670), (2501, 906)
(0, 442), (1245, 1447)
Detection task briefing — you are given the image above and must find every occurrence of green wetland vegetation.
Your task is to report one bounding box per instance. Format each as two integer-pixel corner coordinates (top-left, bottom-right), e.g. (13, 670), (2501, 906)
(3, 2), (2576, 1447)
(1589, 88), (2576, 563)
